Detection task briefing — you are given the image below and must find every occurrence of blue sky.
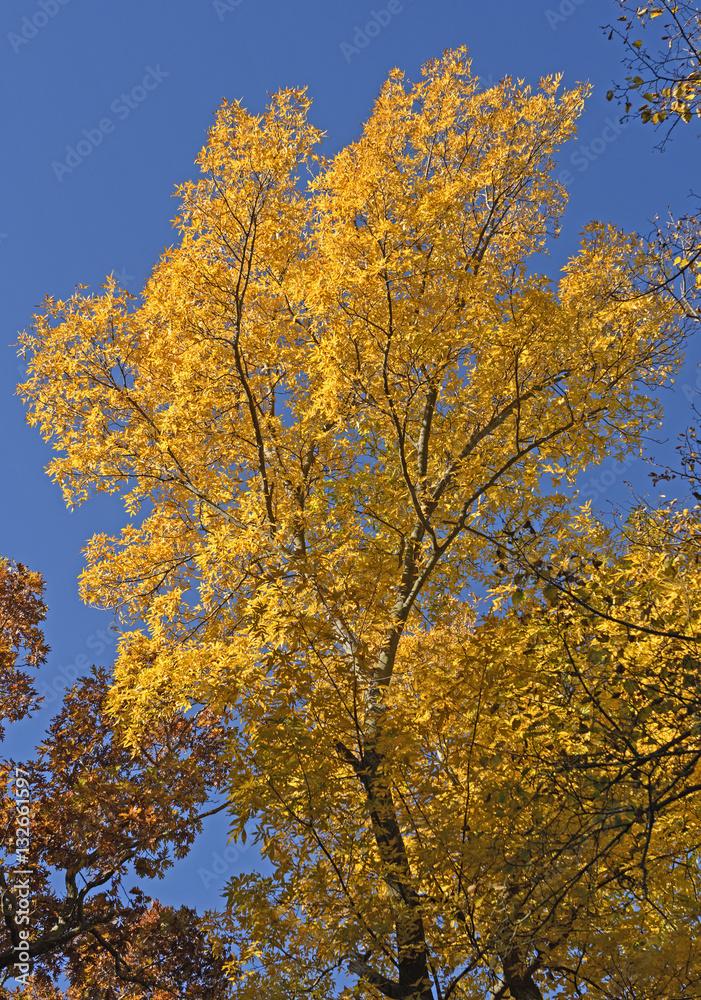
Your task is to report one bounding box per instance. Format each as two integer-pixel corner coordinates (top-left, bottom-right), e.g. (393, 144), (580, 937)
(1, 0), (698, 919)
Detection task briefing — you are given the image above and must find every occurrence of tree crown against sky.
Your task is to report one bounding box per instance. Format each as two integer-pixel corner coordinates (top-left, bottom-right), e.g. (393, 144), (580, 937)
(16, 48), (701, 1000)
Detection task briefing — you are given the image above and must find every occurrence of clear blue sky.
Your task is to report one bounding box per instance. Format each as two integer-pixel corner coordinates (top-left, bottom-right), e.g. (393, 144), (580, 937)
(1, 0), (698, 915)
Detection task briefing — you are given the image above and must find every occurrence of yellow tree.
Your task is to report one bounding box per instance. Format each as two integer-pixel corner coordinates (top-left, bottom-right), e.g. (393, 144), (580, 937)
(18, 50), (695, 1000)
(449, 501), (701, 999)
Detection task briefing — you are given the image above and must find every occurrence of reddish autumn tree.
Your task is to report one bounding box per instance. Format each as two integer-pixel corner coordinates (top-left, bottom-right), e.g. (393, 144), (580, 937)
(0, 560), (48, 738)
(0, 560), (234, 999)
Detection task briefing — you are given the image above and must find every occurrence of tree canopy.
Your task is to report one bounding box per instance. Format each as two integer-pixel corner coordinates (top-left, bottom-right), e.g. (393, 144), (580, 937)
(17, 49), (701, 1000)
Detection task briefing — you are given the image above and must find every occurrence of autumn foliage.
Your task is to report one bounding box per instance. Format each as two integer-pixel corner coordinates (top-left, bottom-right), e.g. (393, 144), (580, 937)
(17, 49), (701, 1000)
(0, 562), (48, 738)
(607, 0), (701, 132)
(0, 569), (232, 997)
